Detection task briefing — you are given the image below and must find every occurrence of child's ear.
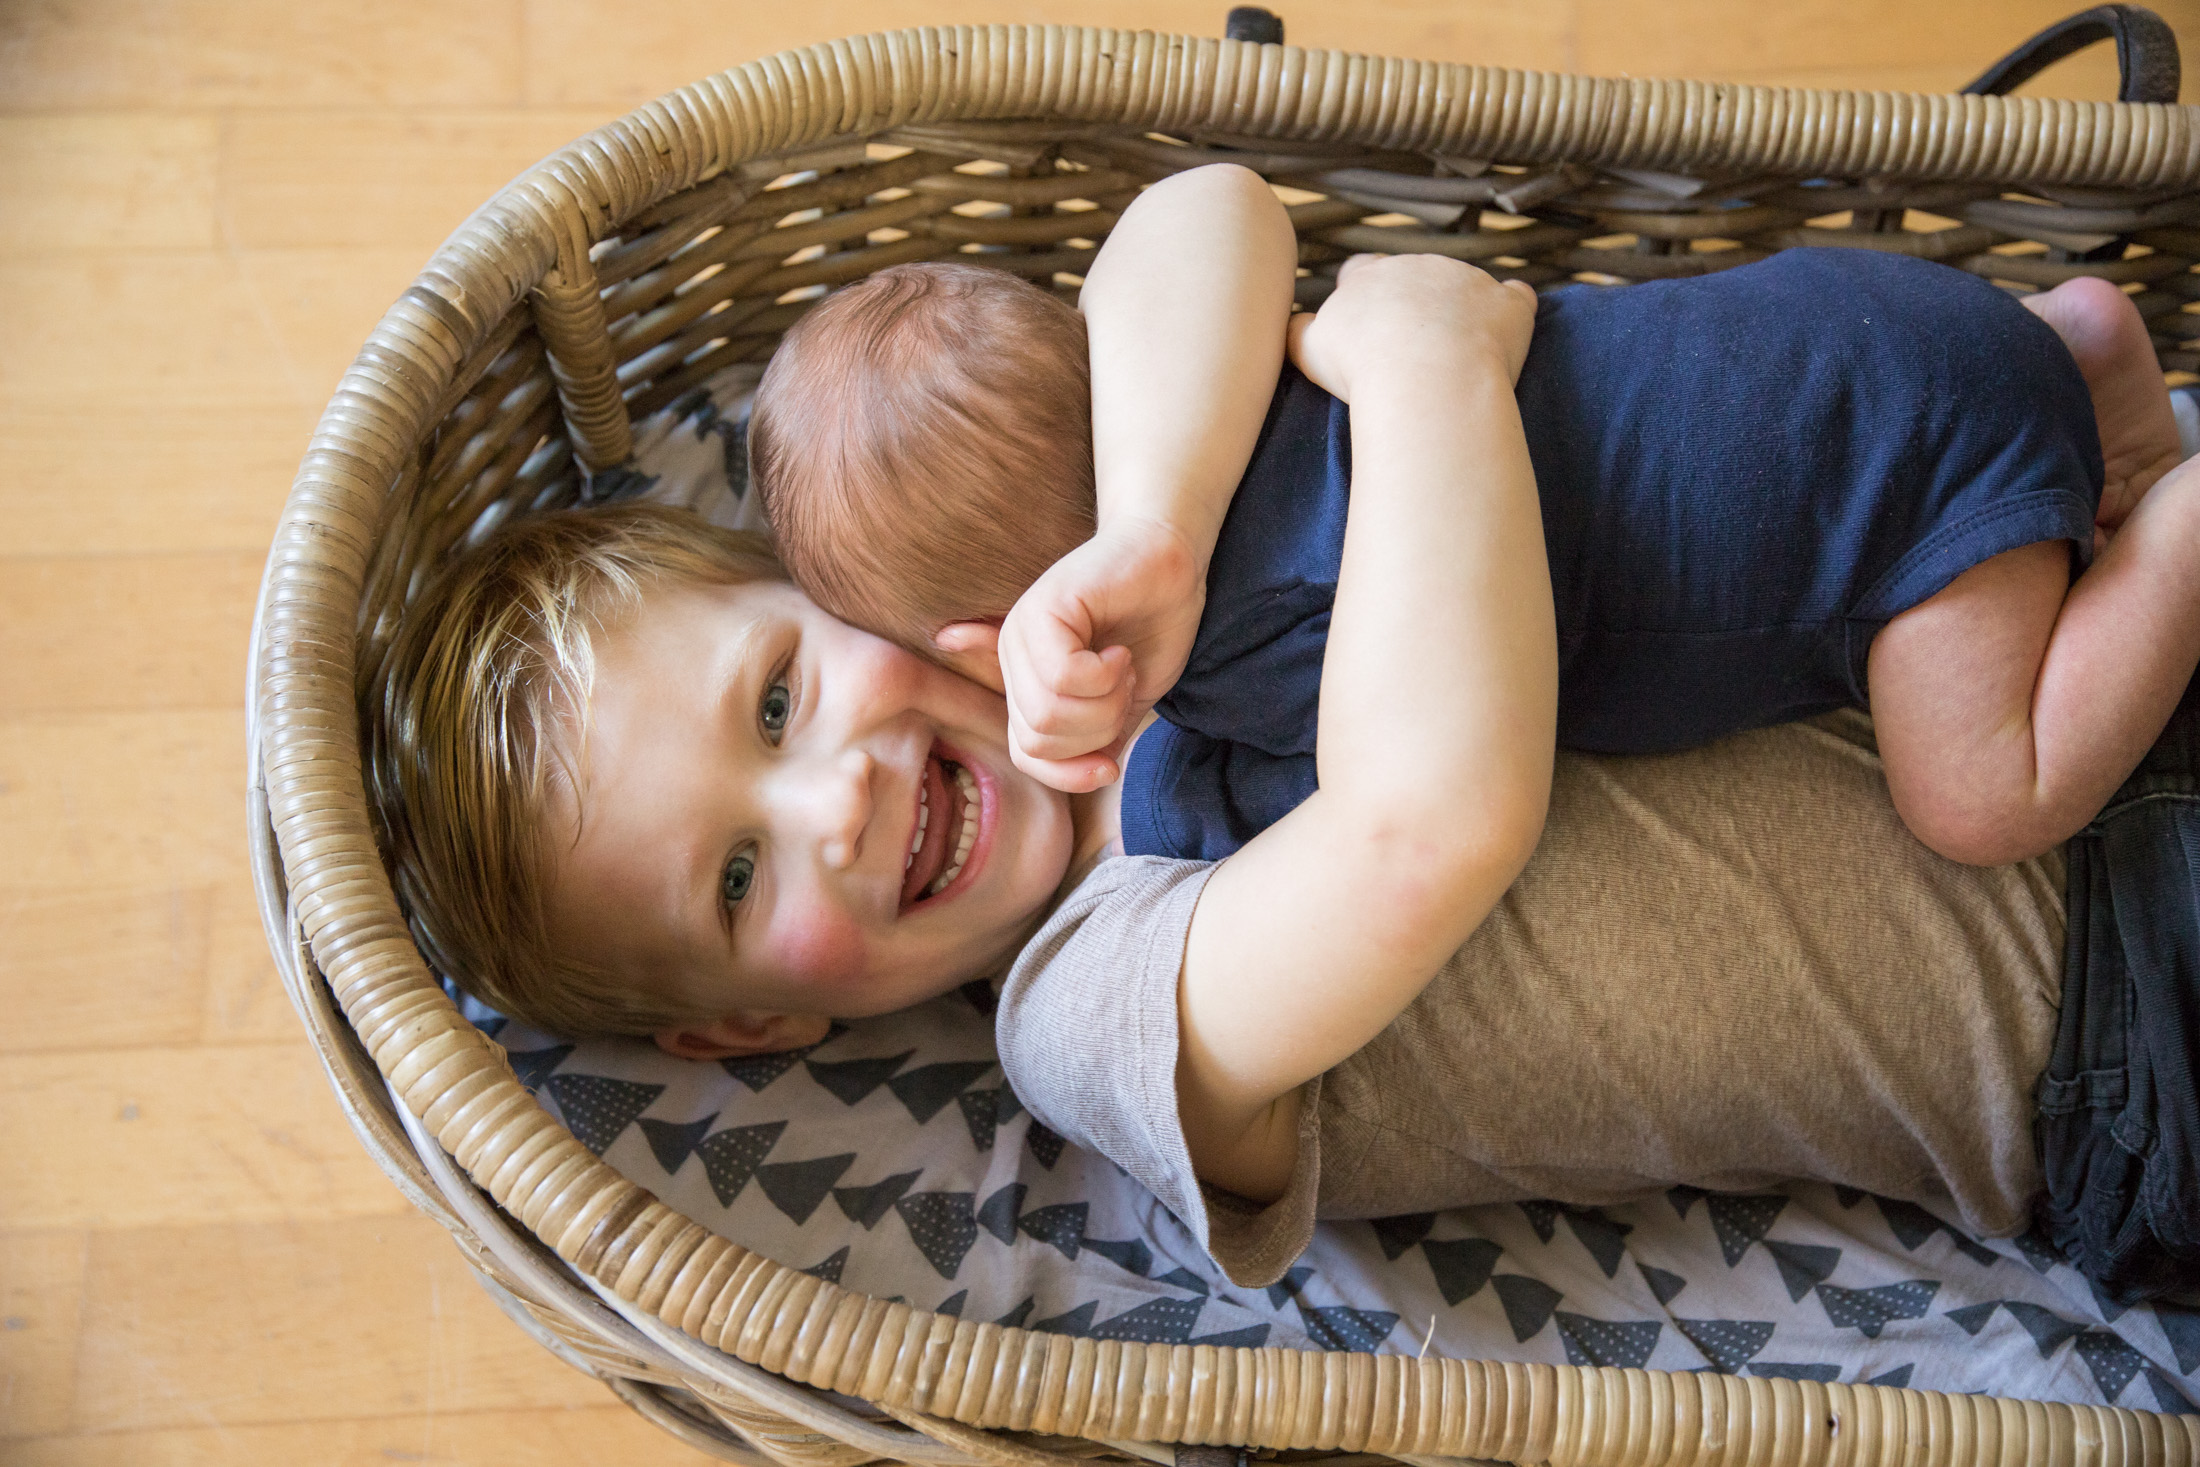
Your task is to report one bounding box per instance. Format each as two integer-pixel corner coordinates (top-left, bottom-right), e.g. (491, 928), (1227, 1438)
(652, 1012), (832, 1061)
(932, 622), (1006, 694)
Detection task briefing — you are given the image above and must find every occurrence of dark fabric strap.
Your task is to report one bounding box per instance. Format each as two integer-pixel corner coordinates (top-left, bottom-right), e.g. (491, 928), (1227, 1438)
(1224, 7), (1285, 45)
(1962, 5), (2181, 105)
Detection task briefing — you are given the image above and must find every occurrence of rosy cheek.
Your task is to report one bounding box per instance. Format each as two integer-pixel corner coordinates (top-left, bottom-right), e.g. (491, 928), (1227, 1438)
(770, 907), (867, 990)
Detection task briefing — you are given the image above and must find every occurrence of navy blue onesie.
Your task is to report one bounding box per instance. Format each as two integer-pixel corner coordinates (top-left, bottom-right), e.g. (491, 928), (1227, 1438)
(1121, 249), (2105, 862)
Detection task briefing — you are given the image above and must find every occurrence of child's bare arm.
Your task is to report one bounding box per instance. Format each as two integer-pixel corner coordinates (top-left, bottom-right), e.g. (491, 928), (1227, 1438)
(1171, 256), (1556, 1199)
(985, 163), (1298, 790)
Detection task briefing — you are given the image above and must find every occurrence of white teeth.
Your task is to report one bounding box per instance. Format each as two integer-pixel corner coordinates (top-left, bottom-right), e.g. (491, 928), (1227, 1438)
(925, 765), (979, 897)
(905, 780), (930, 872)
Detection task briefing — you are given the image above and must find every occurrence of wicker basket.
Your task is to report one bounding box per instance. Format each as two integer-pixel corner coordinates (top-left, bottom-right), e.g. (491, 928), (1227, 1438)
(249, 18), (2200, 1465)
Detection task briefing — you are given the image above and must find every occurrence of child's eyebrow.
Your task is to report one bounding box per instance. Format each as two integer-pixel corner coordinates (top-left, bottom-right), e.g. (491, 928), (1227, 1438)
(711, 611), (776, 703)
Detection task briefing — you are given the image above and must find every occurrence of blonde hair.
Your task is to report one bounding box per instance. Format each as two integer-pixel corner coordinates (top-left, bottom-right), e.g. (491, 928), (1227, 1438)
(362, 503), (785, 1037)
(753, 261), (1096, 650)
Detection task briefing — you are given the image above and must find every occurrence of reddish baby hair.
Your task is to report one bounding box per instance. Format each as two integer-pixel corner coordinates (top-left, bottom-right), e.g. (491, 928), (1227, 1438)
(752, 261), (1099, 651)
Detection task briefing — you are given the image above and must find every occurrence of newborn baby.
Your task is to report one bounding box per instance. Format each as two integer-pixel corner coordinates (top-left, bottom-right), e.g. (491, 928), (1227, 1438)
(755, 165), (2198, 871)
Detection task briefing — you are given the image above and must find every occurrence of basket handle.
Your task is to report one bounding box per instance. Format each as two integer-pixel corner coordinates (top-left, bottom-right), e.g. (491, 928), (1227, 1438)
(1225, 6), (1284, 45)
(1960, 4), (2181, 104)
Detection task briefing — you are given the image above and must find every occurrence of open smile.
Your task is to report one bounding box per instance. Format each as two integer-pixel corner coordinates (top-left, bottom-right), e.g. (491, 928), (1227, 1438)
(900, 743), (989, 910)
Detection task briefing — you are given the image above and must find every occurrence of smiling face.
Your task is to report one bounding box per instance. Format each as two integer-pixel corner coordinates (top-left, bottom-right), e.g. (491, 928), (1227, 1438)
(542, 578), (1078, 1055)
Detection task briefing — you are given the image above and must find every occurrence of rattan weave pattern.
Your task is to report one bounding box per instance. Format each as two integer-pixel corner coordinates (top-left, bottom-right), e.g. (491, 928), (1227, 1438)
(250, 24), (2200, 1465)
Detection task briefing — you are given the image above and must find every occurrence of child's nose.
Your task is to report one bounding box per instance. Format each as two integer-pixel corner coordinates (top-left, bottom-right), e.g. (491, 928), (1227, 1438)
(811, 748), (875, 871)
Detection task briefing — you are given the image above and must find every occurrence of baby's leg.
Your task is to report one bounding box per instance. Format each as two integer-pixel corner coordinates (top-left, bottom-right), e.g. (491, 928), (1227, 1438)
(2021, 277), (2186, 533)
(1870, 452), (2200, 865)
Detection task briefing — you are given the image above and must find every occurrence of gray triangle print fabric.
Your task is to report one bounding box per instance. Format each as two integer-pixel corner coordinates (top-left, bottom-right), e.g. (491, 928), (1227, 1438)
(481, 983), (2199, 1407)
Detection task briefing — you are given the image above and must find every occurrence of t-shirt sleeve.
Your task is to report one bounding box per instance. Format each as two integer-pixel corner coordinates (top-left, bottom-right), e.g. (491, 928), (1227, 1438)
(995, 855), (1322, 1287)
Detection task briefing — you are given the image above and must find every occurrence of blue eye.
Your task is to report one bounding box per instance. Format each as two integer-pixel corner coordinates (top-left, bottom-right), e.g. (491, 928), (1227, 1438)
(760, 680), (792, 742)
(721, 853), (756, 905)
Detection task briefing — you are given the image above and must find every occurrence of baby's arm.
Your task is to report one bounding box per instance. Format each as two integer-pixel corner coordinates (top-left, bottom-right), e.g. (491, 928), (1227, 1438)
(1172, 255), (1556, 1198)
(982, 163), (1298, 790)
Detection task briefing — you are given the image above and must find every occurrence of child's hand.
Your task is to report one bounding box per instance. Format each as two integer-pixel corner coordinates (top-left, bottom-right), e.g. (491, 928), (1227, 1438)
(1289, 253), (1538, 403)
(947, 517), (1207, 792)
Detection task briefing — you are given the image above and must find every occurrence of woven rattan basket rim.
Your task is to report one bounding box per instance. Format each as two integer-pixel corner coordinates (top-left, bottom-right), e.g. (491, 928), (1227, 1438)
(249, 25), (2200, 1463)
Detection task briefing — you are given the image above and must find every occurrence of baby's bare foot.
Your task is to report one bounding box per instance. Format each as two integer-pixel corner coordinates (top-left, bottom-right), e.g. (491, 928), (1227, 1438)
(2023, 276), (2185, 532)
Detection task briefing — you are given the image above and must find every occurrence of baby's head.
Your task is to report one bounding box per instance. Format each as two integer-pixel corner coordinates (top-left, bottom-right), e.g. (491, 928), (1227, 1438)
(753, 261), (1096, 658)
(366, 503), (1076, 1049)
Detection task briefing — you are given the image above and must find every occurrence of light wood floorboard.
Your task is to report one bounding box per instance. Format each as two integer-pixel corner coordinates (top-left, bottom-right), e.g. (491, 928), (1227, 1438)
(0, 402), (312, 557)
(0, 553), (261, 717)
(2, 1044), (415, 1231)
(3, 1), (2192, 1461)
(0, 116), (219, 253)
(0, 1), (528, 112)
(7, 1405), (727, 1466)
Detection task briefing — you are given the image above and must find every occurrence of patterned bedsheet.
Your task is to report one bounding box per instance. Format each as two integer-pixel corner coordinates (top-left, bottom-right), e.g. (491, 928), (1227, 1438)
(478, 986), (2198, 1412)
(474, 367), (2200, 1415)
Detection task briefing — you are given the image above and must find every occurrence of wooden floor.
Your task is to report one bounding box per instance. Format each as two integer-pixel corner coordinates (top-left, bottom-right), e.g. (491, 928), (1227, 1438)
(3, 1), (2196, 1461)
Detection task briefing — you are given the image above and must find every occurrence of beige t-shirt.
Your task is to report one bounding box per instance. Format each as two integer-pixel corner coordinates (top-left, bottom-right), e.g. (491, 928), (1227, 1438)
(996, 713), (2066, 1288)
